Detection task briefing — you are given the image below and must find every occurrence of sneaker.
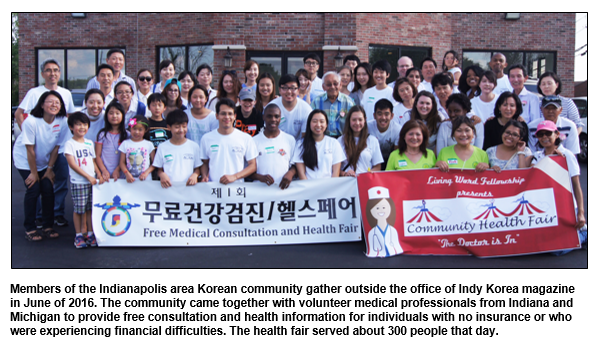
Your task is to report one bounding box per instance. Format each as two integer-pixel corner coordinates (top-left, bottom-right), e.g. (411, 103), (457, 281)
(55, 216), (69, 227)
(74, 235), (87, 249)
(86, 234), (97, 247)
(35, 219), (43, 229)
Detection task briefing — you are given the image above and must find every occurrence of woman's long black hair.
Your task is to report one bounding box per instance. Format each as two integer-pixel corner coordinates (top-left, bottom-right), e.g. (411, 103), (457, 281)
(97, 100), (128, 144)
(301, 109), (329, 171)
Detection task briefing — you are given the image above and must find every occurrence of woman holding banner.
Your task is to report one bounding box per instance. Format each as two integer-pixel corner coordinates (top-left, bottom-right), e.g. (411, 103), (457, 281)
(386, 120), (436, 171)
(339, 106), (383, 176)
(486, 120), (532, 172)
(436, 115), (489, 172)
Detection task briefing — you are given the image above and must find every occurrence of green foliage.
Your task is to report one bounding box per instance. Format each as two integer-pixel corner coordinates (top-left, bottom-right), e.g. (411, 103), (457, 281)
(12, 13), (18, 106)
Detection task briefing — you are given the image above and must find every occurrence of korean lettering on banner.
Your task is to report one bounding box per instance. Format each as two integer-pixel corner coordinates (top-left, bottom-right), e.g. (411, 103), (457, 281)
(356, 156), (580, 258)
(92, 178), (361, 247)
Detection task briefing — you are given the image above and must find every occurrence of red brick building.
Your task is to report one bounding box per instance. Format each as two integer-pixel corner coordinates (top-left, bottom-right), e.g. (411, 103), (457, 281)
(18, 13), (576, 100)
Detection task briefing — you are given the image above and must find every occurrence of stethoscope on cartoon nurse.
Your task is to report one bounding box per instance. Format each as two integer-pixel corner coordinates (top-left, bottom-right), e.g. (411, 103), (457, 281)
(365, 186), (403, 258)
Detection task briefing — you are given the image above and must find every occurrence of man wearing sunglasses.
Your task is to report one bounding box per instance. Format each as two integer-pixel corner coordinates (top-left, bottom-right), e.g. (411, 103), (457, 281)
(528, 96), (579, 154)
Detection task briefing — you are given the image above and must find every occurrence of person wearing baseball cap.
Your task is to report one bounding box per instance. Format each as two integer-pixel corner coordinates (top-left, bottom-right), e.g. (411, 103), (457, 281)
(234, 87), (263, 137)
(529, 119), (586, 252)
(528, 95), (579, 154)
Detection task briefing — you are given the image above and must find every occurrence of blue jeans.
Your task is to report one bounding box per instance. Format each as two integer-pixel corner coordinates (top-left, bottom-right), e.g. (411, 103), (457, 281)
(36, 153), (68, 219)
(19, 168), (54, 232)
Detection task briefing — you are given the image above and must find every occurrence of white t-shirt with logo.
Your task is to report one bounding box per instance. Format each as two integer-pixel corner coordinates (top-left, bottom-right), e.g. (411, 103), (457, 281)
(271, 97), (313, 140)
(199, 129), (259, 183)
(185, 109), (219, 145)
(253, 130), (296, 184)
(152, 139), (202, 183)
(64, 138), (97, 184)
(292, 136), (346, 180)
(118, 139), (155, 178)
(339, 135), (384, 174)
(361, 86), (395, 122)
(13, 116), (69, 171)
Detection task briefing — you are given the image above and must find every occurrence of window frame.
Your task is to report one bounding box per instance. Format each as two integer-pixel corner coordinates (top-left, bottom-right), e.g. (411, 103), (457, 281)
(246, 51), (324, 81)
(461, 49), (558, 78)
(368, 44), (433, 83)
(156, 43), (214, 78)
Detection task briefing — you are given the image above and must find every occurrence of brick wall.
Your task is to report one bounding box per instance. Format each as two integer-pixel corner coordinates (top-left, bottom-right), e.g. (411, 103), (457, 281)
(19, 13), (576, 100)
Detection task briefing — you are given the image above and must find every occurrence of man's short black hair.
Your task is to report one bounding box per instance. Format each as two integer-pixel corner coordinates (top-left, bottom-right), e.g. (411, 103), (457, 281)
(147, 93), (166, 106)
(279, 74), (300, 87)
(372, 60), (392, 74)
(195, 63), (213, 77)
(374, 98), (394, 113)
(507, 63), (528, 77)
(303, 53), (321, 64)
(165, 109), (188, 126)
(96, 64), (115, 77)
(343, 55), (360, 65)
(67, 111), (90, 129)
(106, 48), (125, 60)
(216, 98), (237, 114)
(421, 56), (437, 69)
(432, 72), (453, 89)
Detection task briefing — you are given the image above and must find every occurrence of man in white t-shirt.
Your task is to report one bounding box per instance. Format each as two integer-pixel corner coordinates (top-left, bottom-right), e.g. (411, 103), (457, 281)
(420, 56), (438, 93)
(361, 60), (395, 122)
(366, 99), (400, 169)
(85, 48), (136, 95)
(271, 74), (313, 140)
(15, 58), (77, 228)
(389, 56), (414, 89)
(304, 53), (324, 98)
(508, 64), (540, 124)
(528, 96), (579, 154)
(200, 98), (258, 184)
(251, 104), (296, 189)
(489, 53), (513, 95)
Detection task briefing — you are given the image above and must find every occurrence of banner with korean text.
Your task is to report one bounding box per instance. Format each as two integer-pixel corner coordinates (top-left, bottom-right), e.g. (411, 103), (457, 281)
(357, 156), (581, 257)
(92, 178), (361, 246)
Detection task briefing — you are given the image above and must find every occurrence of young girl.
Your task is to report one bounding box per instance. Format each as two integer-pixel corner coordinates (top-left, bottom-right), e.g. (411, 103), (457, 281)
(410, 91), (444, 151)
(151, 59), (176, 94)
(293, 109), (346, 180)
(163, 78), (186, 117)
(178, 70), (198, 108)
(13, 91), (68, 241)
(471, 70), (498, 123)
(295, 69), (312, 104)
(255, 72), (277, 112)
(406, 67), (424, 92)
(119, 115), (155, 182)
(95, 101), (129, 182)
(350, 63), (376, 107)
(339, 106), (383, 176)
(186, 85), (218, 145)
(242, 60), (259, 92)
(338, 65), (353, 96)
(82, 88), (105, 142)
(208, 70), (241, 110)
(442, 50), (461, 86)
(458, 65), (484, 99)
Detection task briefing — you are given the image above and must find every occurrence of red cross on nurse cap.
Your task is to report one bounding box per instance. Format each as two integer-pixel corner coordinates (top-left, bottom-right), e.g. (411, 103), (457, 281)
(368, 186), (389, 200)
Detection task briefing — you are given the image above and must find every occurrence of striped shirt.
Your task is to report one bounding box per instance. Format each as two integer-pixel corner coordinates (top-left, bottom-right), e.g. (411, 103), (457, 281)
(310, 92), (355, 138)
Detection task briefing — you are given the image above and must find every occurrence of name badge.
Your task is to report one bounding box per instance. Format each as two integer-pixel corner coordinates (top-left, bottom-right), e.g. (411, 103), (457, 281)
(210, 144), (219, 153)
(155, 131), (165, 138)
(248, 125), (256, 131)
(398, 160), (408, 167)
(448, 158), (458, 165)
(164, 154), (174, 163)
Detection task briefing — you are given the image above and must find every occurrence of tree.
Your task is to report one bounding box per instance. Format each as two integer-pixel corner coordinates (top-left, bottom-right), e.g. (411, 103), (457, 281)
(12, 13), (18, 106)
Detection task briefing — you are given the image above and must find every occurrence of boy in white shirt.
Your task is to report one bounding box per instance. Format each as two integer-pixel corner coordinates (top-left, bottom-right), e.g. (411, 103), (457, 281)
(64, 112), (104, 248)
(366, 99), (400, 169)
(143, 110), (202, 188)
(361, 60), (395, 122)
(200, 98), (259, 184)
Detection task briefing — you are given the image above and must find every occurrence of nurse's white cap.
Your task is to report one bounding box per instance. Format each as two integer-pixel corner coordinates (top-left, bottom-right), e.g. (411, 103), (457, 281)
(368, 186), (389, 199)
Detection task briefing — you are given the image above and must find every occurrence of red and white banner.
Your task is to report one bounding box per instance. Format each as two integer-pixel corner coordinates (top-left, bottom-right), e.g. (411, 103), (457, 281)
(357, 156), (581, 257)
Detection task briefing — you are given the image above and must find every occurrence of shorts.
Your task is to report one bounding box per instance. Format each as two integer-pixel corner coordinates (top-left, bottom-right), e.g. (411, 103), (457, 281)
(70, 183), (93, 214)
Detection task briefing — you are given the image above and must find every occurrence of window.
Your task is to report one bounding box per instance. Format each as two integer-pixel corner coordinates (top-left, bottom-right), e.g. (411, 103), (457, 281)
(246, 51), (323, 92)
(369, 45), (432, 83)
(158, 45), (214, 78)
(37, 48), (125, 89)
(462, 50), (556, 79)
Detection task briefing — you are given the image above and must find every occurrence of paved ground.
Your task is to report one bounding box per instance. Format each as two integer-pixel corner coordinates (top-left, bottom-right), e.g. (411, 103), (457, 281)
(11, 161), (588, 269)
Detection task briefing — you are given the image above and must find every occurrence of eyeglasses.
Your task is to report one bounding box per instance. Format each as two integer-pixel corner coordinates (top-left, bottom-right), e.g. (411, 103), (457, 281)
(166, 89), (179, 94)
(536, 131), (554, 138)
(304, 61), (319, 67)
(116, 90), (132, 96)
(44, 68), (60, 74)
(138, 76), (152, 82)
(503, 131), (520, 139)
(279, 86), (298, 92)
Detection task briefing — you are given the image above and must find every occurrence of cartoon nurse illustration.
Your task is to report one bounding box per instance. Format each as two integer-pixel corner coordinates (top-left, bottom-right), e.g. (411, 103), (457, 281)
(365, 186), (403, 257)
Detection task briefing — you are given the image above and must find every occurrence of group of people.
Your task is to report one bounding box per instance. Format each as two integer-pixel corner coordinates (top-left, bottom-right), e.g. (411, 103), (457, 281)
(13, 48), (586, 253)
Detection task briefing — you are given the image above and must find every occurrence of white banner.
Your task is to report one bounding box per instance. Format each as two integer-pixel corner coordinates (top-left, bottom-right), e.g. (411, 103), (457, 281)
(92, 178), (361, 246)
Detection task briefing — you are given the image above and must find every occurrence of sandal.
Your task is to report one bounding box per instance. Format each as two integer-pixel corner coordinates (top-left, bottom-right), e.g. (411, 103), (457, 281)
(42, 228), (60, 239)
(25, 230), (43, 242)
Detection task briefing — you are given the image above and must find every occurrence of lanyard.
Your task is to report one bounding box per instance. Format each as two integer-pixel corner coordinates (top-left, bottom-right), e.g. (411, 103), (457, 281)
(376, 224), (390, 257)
